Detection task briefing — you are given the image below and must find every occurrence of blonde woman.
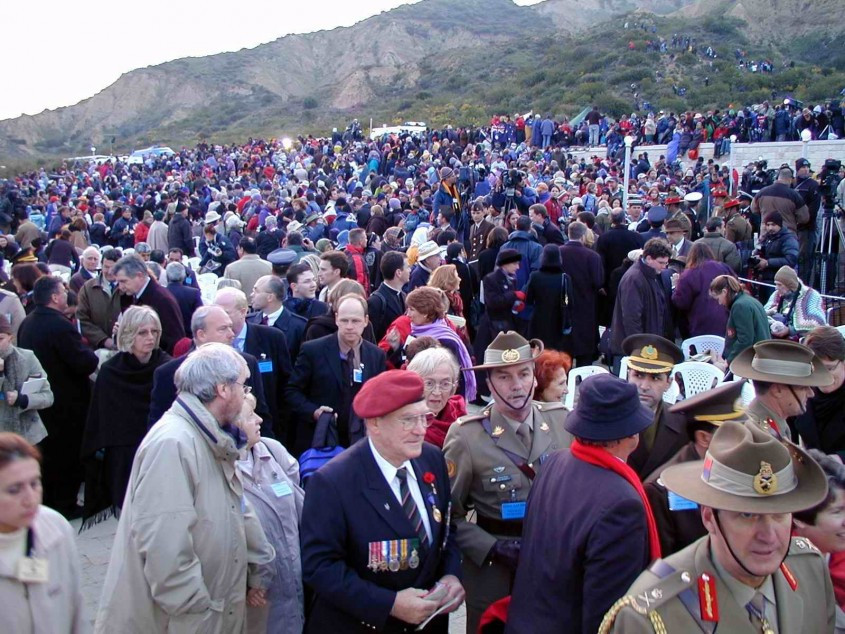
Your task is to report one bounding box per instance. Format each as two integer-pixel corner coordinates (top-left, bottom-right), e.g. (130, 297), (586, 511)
(81, 306), (171, 524)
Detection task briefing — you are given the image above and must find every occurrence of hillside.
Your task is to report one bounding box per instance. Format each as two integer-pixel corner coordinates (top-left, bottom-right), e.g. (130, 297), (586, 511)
(1, 0), (843, 163)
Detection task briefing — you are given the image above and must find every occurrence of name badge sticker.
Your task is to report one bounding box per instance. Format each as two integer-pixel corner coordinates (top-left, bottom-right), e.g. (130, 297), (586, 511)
(668, 491), (699, 511)
(353, 365), (363, 383)
(17, 557), (49, 584)
(501, 501), (526, 520)
(258, 360), (273, 374)
(270, 481), (293, 498)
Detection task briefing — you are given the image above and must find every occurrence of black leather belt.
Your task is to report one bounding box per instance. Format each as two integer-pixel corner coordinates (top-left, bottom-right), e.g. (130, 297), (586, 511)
(477, 514), (524, 537)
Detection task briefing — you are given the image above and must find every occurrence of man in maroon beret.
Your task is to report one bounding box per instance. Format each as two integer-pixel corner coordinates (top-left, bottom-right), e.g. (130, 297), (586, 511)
(300, 370), (464, 633)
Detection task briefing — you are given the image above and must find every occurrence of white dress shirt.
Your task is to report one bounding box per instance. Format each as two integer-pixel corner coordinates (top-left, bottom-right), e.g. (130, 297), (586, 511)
(368, 438), (433, 542)
(233, 323), (247, 352)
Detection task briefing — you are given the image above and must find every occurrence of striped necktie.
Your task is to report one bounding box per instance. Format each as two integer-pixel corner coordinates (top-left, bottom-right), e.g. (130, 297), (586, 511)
(396, 467), (428, 548)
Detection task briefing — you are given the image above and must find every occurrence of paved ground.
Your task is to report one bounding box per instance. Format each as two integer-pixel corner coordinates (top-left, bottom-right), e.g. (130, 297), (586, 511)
(73, 515), (468, 632)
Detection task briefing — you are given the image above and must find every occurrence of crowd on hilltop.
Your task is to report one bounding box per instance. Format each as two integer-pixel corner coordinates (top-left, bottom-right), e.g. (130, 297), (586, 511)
(1, 121), (845, 633)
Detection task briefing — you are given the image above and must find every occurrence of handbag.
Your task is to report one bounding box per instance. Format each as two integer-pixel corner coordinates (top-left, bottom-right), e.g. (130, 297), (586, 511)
(560, 273), (573, 336)
(299, 412), (344, 485)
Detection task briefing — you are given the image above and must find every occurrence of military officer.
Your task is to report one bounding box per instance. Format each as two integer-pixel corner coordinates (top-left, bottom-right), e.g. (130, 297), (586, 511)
(730, 340), (832, 442)
(645, 379), (749, 556)
(665, 195), (692, 241)
(623, 334), (688, 481)
(602, 420), (835, 634)
(443, 331), (571, 633)
(720, 198), (753, 244)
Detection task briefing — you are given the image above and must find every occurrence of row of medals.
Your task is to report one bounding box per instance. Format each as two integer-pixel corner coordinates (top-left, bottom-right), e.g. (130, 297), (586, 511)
(369, 541), (420, 572)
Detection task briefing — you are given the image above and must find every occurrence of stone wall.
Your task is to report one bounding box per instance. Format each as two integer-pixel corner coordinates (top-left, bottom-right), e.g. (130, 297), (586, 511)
(567, 140), (845, 170)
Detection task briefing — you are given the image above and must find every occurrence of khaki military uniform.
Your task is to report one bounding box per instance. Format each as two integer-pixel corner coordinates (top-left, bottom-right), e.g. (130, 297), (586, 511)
(601, 535), (835, 633)
(746, 398), (792, 442)
(722, 211), (753, 244)
(442, 401), (571, 633)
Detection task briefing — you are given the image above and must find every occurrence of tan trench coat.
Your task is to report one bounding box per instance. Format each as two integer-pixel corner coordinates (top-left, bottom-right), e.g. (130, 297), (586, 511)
(94, 393), (275, 634)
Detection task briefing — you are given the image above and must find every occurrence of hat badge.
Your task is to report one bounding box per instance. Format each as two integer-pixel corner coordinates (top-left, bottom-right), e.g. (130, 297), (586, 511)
(641, 345), (659, 361)
(753, 461), (778, 495)
(501, 349), (521, 363)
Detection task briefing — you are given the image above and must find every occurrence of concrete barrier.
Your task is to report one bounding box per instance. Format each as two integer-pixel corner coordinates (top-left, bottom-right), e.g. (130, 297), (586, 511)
(566, 139), (845, 169)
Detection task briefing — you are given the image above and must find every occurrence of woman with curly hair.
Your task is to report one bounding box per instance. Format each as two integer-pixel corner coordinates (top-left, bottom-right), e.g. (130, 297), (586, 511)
(428, 264), (469, 343)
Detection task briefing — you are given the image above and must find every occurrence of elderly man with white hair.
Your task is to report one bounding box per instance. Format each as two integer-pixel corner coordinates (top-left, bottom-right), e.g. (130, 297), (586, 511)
(95, 343), (276, 633)
(70, 246), (101, 292)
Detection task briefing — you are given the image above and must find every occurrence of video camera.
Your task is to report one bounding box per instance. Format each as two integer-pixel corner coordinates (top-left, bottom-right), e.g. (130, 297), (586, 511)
(503, 169), (525, 197)
(819, 159), (842, 201)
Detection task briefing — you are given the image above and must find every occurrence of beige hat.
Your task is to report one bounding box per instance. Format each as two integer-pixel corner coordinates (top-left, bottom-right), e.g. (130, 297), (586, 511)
(417, 240), (441, 262)
(730, 340), (833, 388)
(466, 331), (544, 371)
(774, 265), (800, 291)
(661, 421), (828, 513)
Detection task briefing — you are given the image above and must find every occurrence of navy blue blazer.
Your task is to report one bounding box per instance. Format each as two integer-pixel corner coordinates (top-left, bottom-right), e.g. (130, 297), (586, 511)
(506, 450), (650, 634)
(166, 282), (203, 334)
(248, 308), (307, 362)
(301, 439), (462, 634)
(242, 322), (292, 440)
(284, 333), (386, 457)
(147, 348), (273, 437)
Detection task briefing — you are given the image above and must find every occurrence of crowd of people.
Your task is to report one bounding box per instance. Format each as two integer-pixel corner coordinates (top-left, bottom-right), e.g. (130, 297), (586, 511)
(0, 124), (844, 633)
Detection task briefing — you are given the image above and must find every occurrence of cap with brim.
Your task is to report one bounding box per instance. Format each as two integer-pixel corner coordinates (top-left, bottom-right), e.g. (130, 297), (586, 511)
(730, 340), (833, 388)
(304, 213), (320, 224)
(564, 374), (654, 441)
(661, 421), (828, 513)
(647, 206), (667, 223)
(287, 220), (303, 233)
(623, 334), (683, 374)
(204, 210), (221, 224)
(465, 331), (543, 371)
(684, 192), (703, 203)
(669, 379), (747, 424)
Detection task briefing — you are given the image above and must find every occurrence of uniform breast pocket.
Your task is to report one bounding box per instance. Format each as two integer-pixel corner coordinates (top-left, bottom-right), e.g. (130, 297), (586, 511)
(480, 472), (523, 500)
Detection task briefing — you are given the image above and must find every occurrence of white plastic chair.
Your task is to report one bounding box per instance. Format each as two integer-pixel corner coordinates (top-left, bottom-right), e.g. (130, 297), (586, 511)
(186, 256), (202, 270)
(662, 380), (680, 404)
(197, 273), (219, 306)
(671, 361), (725, 400)
(681, 335), (725, 360)
(734, 376), (756, 406)
(564, 366), (609, 410)
(618, 356), (629, 380)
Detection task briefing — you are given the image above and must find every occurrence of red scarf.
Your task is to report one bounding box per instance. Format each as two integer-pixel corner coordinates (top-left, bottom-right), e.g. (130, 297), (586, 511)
(570, 439), (662, 561)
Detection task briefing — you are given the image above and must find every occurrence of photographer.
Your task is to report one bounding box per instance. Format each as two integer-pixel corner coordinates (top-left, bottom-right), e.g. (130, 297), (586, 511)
(751, 211), (799, 302)
(794, 158), (822, 283)
(199, 222), (237, 276)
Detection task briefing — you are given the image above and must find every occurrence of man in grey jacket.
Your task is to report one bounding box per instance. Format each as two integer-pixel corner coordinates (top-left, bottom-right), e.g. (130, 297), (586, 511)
(695, 217), (741, 273)
(95, 343), (275, 633)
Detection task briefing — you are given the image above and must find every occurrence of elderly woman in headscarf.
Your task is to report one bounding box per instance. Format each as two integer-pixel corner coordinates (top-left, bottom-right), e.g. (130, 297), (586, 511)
(764, 265), (826, 340)
(407, 346), (467, 448)
(81, 306), (171, 525)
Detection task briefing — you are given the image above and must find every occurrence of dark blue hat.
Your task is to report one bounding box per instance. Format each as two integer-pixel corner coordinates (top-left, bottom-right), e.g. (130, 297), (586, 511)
(647, 205), (667, 223)
(564, 374), (653, 441)
(267, 248), (297, 266)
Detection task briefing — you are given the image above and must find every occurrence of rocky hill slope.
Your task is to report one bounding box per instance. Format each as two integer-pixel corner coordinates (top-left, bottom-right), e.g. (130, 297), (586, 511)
(1, 0), (842, 162)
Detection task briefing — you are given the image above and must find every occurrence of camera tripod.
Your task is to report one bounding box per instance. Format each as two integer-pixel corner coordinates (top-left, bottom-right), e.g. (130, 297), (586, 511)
(813, 201), (844, 295)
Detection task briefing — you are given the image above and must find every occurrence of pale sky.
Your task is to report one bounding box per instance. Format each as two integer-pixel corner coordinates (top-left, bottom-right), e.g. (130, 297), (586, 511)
(3, 0), (541, 122)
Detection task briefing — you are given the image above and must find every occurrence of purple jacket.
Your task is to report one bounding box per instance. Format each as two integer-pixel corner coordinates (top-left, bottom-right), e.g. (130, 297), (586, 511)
(672, 260), (734, 337)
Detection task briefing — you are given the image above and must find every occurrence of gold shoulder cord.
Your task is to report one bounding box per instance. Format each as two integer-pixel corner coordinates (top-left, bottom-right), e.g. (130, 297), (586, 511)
(598, 596), (667, 634)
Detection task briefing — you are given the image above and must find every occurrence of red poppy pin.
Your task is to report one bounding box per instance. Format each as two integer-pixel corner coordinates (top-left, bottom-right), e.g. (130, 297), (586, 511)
(423, 472), (436, 485)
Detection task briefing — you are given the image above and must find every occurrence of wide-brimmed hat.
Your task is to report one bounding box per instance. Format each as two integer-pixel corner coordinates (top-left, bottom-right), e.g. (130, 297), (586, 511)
(465, 331), (543, 371)
(565, 374), (654, 441)
(730, 340), (833, 388)
(661, 421), (828, 513)
(417, 240), (440, 262)
(204, 210), (221, 224)
(623, 334), (684, 374)
(304, 212), (321, 225)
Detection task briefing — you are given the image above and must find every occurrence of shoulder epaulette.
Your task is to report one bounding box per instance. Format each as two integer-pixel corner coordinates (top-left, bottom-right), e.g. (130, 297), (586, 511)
(790, 536), (822, 555)
(533, 400), (566, 412)
(599, 565), (696, 633)
(457, 409), (491, 425)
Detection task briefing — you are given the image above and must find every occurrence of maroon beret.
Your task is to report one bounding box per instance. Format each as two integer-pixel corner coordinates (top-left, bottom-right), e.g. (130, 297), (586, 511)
(353, 370), (425, 419)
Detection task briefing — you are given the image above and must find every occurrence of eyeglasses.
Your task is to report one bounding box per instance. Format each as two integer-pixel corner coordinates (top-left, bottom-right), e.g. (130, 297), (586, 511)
(234, 382), (252, 395)
(395, 413), (434, 431)
(423, 379), (457, 394)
